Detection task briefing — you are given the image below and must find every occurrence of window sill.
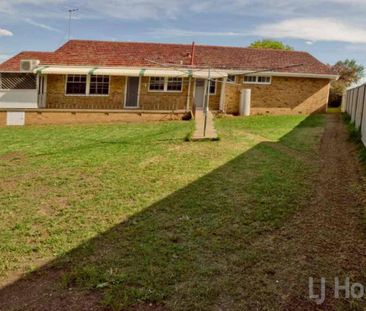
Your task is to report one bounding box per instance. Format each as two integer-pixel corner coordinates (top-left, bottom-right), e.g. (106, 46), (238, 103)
(243, 82), (271, 85)
(64, 94), (110, 97)
(148, 90), (183, 93)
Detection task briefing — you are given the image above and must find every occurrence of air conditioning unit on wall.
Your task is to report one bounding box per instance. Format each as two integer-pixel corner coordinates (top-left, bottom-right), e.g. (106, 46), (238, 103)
(20, 59), (40, 72)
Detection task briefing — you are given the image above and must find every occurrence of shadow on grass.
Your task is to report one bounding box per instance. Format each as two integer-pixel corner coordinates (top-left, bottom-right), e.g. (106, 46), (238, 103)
(0, 116), (323, 311)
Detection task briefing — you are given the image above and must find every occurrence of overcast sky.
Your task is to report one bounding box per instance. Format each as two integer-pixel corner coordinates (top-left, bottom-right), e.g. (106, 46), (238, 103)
(1, 0), (366, 73)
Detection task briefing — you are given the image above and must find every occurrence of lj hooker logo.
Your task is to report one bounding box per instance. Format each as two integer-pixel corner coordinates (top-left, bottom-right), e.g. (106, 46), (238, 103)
(309, 277), (365, 305)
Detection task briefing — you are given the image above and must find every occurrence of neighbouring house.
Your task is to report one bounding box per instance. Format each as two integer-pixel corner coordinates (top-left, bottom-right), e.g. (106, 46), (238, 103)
(0, 40), (338, 125)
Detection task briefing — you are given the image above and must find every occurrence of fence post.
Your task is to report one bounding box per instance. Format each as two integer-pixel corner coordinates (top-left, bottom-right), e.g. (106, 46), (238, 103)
(349, 90), (353, 115)
(360, 85), (366, 130)
(356, 85), (365, 129)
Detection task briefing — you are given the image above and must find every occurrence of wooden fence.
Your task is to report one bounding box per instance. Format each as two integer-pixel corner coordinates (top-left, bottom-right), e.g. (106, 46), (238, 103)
(345, 84), (366, 146)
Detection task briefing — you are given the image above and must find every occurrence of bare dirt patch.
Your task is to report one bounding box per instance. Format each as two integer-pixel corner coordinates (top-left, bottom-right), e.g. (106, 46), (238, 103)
(0, 151), (26, 163)
(0, 267), (103, 311)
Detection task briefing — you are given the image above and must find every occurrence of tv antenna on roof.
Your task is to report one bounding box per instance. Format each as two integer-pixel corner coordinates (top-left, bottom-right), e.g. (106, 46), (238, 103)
(67, 8), (79, 40)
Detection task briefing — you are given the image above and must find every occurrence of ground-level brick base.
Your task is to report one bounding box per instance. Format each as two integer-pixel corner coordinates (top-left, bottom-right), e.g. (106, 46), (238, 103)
(0, 112), (6, 126)
(250, 104), (327, 115)
(0, 110), (186, 126)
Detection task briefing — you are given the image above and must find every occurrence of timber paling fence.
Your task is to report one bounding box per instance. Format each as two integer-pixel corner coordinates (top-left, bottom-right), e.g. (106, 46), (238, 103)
(345, 84), (366, 146)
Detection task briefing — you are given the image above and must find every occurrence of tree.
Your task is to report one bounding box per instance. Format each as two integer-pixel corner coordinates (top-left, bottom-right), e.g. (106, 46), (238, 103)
(249, 40), (294, 50)
(329, 59), (364, 107)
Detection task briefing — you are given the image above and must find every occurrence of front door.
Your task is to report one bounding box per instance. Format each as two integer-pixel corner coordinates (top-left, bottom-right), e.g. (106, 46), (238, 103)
(125, 77), (140, 108)
(194, 79), (205, 109)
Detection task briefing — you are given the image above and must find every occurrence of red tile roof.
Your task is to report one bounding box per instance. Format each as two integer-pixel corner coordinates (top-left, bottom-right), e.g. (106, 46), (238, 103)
(0, 40), (335, 76)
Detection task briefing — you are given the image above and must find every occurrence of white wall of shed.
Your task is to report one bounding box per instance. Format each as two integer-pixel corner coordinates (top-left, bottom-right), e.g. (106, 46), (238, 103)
(0, 89), (38, 108)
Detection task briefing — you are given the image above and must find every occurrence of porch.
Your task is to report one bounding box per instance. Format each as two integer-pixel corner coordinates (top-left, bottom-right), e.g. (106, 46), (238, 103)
(0, 67), (229, 125)
(40, 71), (226, 112)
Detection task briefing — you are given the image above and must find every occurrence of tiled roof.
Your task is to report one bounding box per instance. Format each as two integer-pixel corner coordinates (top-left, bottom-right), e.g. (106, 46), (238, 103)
(0, 40), (335, 76)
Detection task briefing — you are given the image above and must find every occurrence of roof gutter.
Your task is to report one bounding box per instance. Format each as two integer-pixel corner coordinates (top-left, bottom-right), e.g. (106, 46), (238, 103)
(225, 69), (339, 80)
(262, 71), (339, 80)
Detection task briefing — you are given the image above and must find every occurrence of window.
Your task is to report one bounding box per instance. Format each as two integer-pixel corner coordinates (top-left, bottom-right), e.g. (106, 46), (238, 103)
(90, 75), (109, 95)
(258, 76), (271, 84)
(227, 75), (236, 83)
(66, 75), (87, 95)
(149, 77), (183, 92)
(209, 80), (216, 95)
(243, 75), (271, 84)
(167, 77), (183, 91)
(243, 76), (257, 83)
(149, 77), (165, 91)
(0, 73), (36, 90)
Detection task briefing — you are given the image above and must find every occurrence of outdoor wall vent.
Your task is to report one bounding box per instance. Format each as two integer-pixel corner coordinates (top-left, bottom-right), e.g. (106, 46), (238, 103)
(20, 59), (40, 72)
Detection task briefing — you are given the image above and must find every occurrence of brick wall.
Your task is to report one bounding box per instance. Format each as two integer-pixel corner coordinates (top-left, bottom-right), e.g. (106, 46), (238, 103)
(224, 76), (330, 115)
(46, 75), (196, 111)
(225, 83), (240, 113)
(139, 77), (191, 110)
(208, 80), (222, 111)
(44, 74), (329, 115)
(24, 111), (185, 125)
(46, 75), (125, 109)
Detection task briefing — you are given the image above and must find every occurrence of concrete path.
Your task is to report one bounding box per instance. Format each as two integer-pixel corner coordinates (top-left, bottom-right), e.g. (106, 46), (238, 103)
(192, 110), (218, 141)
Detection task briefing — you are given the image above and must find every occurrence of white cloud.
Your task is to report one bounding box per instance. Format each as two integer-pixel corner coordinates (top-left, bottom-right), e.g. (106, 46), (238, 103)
(254, 18), (366, 44)
(2, 0), (366, 23)
(23, 18), (60, 32)
(148, 28), (249, 38)
(0, 0), (188, 20)
(80, 0), (184, 19)
(0, 28), (13, 36)
(150, 19), (366, 45)
(1, 0), (366, 45)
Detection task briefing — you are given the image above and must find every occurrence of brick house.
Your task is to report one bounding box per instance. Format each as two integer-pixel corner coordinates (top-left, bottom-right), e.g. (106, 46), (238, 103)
(0, 40), (337, 125)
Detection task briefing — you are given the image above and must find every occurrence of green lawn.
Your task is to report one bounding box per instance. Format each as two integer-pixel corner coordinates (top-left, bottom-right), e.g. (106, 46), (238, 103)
(0, 115), (325, 309)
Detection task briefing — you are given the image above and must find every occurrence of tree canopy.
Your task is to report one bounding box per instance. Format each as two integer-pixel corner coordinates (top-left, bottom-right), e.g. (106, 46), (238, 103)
(332, 59), (364, 87)
(249, 40), (294, 50)
(329, 59), (364, 106)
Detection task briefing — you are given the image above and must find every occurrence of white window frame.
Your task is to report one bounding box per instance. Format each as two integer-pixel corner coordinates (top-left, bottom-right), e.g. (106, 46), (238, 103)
(166, 77), (183, 92)
(148, 77), (166, 92)
(65, 74), (110, 96)
(89, 75), (110, 97)
(65, 74), (88, 96)
(148, 77), (183, 93)
(227, 75), (237, 84)
(243, 75), (272, 85)
(209, 79), (217, 95)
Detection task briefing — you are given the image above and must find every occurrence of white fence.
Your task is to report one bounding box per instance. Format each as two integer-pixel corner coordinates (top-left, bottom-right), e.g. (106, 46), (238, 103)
(345, 84), (366, 146)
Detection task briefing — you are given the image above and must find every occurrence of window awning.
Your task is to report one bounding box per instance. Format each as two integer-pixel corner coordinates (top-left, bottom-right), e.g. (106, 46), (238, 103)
(142, 69), (188, 77)
(34, 66), (228, 79)
(192, 71), (228, 79)
(34, 66), (93, 75)
(91, 68), (142, 76)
